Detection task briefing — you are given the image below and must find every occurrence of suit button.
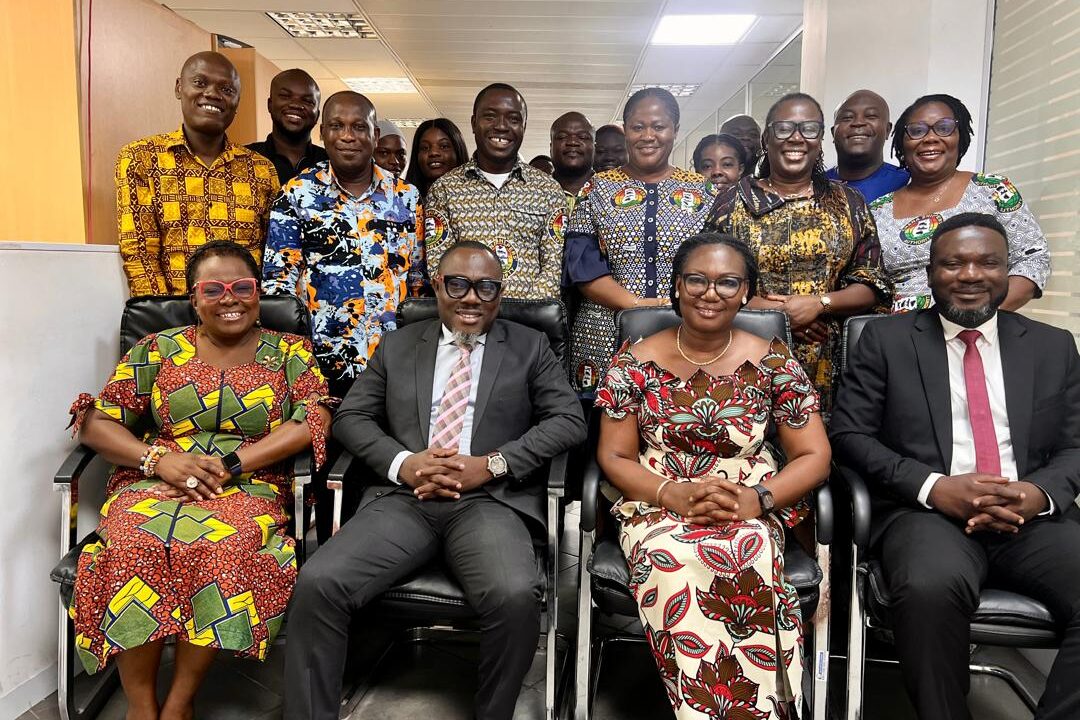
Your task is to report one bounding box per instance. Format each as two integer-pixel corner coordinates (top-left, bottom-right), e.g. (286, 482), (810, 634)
(376, 491), (383, 497)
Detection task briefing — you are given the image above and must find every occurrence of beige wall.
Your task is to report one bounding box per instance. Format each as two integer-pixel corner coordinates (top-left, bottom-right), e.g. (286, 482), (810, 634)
(219, 47), (282, 146)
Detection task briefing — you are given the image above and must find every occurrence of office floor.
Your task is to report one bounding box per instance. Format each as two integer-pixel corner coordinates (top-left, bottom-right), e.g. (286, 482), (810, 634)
(19, 503), (1041, 720)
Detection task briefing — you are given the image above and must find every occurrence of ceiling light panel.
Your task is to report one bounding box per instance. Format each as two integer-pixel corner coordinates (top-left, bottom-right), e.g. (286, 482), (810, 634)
(267, 12), (378, 39)
(344, 77), (417, 94)
(387, 118), (425, 128)
(651, 14), (756, 46)
(628, 84), (701, 98)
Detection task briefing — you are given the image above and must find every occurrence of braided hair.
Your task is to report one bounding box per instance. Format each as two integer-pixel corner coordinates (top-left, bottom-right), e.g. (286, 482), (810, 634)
(891, 93), (974, 169)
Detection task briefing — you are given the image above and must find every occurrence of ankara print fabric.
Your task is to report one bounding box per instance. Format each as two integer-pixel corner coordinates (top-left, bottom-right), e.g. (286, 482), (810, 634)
(594, 338), (819, 718)
(262, 162), (420, 384)
(116, 127), (278, 296)
(870, 173), (1050, 313)
(565, 167), (715, 392)
(68, 327), (328, 674)
(705, 177), (891, 413)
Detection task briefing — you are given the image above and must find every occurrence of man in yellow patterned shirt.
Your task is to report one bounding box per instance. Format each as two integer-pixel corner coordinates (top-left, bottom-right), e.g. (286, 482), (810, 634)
(116, 51), (278, 296)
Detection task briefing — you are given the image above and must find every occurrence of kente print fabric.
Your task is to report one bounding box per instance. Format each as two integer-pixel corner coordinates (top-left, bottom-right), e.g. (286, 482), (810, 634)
(67, 326), (329, 674)
(870, 173), (1050, 313)
(705, 177), (891, 413)
(595, 338), (820, 719)
(423, 158), (567, 300)
(565, 167), (715, 392)
(262, 162), (420, 384)
(116, 127), (278, 296)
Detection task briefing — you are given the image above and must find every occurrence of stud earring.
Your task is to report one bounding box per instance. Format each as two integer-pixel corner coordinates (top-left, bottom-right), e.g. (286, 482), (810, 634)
(741, 296), (748, 306)
(675, 290), (680, 299)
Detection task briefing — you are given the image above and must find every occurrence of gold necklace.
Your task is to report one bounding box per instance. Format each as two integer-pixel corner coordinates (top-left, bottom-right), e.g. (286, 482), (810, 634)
(927, 173), (956, 205)
(764, 177), (813, 200)
(676, 326), (733, 366)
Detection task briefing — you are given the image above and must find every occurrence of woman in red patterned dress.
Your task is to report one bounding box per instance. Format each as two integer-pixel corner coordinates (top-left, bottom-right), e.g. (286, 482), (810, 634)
(69, 241), (332, 720)
(595, 233), (831, 718)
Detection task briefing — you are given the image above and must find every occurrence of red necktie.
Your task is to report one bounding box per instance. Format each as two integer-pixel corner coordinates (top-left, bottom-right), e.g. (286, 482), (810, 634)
(957, 330), (1001, 475)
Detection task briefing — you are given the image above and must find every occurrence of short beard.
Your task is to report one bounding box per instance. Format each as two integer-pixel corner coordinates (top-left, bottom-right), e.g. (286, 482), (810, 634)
(936, 286), (1008, 328)
(452, 330), (481, 348)
(272, 120), (312, 144)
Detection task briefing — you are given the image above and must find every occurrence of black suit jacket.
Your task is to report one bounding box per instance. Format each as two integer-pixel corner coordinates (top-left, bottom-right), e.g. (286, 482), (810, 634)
(830, 309), (1080, 544)
(333, 318), (587, 530)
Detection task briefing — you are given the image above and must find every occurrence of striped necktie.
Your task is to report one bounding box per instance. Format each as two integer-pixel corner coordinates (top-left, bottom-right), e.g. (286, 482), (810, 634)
(430, 342), (473, 449)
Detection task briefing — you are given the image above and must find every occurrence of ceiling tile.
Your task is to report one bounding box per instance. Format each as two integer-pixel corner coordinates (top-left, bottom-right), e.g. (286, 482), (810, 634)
(171, 9), (289, 39)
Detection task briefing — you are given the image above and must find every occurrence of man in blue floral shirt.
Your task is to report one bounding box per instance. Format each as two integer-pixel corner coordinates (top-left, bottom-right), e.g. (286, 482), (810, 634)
(263, 91), (421, 395)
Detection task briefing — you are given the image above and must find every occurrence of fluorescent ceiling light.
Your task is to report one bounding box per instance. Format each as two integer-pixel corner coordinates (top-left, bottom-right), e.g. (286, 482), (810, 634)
(651, 14), (756, 45)
(628, 84), (700, 98)
(344, 77), (417, 94)
(267, 12), (377, 39)
(387, 118), (425, 128)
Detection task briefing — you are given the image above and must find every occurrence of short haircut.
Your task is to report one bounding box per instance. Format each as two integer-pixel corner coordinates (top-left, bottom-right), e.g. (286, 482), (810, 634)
(669, 233), (758, 315)
(691, 133), (748, 175)
(472, 83), (526, 118)
(322, 90), (375, 121)
(891, 93), (974, 168)
(185, 240), (261, 292)
(595, 123), (625, 139)
(928, 212), (1008, 263)
(623, 87), (680, 127)
(438, 240), (504, 278)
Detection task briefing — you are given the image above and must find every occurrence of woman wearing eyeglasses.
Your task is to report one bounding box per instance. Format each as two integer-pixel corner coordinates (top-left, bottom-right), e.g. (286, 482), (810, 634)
(870, 93), (1049, 313)
(704, 93), (891, 413)
(67, 240), (332, 718)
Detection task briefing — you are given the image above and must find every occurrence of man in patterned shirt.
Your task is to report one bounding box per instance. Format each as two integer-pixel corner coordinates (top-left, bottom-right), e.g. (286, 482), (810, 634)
(424, 83), (567, 300)
(262, 91), (420, 396)
(116, 51), (278, 296)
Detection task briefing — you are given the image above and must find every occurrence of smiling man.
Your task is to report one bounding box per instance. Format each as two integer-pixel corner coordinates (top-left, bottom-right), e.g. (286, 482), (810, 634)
(285, 240), (585, 720)
(550, 111), (595, 213)
(116, 51), (278, 296)
(247, 69), (327, 186)
(423, 83), (567, 300)
(827, 89), (909, 202)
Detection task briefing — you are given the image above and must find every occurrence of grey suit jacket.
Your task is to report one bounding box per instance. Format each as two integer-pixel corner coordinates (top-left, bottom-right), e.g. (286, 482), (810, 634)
(333, 317), (587, 529)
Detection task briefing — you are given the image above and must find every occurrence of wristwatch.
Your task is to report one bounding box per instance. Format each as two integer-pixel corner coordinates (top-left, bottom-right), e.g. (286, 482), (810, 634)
(487, 451), (509, 478)
(752, 484), (775, 514)
(222, 451), (243, 478)
(819, 294), (832, 310)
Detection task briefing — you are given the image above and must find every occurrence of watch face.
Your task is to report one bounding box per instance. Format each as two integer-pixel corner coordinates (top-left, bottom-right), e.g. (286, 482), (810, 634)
(488, 454), (508, 476)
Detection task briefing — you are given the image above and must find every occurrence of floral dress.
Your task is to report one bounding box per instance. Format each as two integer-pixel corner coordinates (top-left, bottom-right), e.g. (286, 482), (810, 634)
(67, 327), (330, 674)
(595, 337), (820, 719)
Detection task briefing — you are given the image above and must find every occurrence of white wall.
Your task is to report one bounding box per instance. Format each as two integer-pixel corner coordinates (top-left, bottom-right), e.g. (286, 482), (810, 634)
(0, 243), (127, 718)
(802, 0), (994, 171)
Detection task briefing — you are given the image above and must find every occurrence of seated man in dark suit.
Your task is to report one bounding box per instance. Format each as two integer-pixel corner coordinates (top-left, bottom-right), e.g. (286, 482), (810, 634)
(284, 240), (587, 720)
(830, 212), (1080, 720)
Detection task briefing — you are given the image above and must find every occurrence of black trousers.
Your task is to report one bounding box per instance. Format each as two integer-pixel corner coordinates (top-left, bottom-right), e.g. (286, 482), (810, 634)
(284, 488), (542, 720)
(880, 512), (1080, 720)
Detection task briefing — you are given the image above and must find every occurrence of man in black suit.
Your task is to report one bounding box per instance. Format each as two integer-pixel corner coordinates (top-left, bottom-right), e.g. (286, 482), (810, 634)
(831, 212), (1080, 720)
(284, 241), (586, 720)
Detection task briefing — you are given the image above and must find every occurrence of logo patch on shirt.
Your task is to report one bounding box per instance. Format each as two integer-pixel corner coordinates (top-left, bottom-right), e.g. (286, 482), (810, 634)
(423, 211), (449, 247)
(892, 294), (935, 313)
(900, 214), (942, 245)
(576, 360), (600, 391)
(549, 210), (566, 241)
(492, 242), (520, 277)
(669, 188), (704, 212)
(612, 186), (646, 209)
(975, 174), (1023, 212)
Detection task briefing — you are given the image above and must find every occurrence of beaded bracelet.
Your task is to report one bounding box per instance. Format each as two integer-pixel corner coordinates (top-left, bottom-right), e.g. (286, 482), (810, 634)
(140, 445), (168, 477)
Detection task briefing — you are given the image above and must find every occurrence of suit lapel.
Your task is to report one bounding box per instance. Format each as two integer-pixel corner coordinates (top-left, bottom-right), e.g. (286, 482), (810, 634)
(415, 321), (441, 442)
(473, 321), (506, 429)
(998, 313), (1032, 476)
(912, 311), (954, 469)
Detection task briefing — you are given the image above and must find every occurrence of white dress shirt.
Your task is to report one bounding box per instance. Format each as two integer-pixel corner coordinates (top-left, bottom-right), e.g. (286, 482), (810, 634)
(387, 325), (487, 483)
(919, 313), (1053, 513)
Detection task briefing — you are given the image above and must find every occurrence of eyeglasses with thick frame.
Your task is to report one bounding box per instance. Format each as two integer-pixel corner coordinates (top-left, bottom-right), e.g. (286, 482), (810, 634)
(192, 277), (258, 301)
(767, 120), (825, 141)
(438, 275), (503, 302)
(680, 273), (746, 299)
(903, 117), (958, 140)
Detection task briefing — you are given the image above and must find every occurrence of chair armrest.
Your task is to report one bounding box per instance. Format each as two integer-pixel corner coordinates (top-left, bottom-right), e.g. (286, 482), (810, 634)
(327, 448), (354, 490)
(54, 444), (98, 487)
(580, 453), (602, 533)
(834, 464), (872, 552)
(292, 450), (313, 487)
(813, 482), (834, 545)
(545, 450), (569, 496)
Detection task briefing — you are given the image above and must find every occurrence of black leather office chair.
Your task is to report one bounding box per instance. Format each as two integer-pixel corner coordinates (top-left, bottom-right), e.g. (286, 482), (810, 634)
(574, 307), (835, 720)
(326, 297), (574, 720)
(837, 314), (1062, 719)
(49, 294), (314, 720)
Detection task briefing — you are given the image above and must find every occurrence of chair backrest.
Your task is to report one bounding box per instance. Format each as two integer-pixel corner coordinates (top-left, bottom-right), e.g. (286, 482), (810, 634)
(616, 307), (792, 347)
(120, 295), (312, 355)
(396, 297), (570, 370)
(840, 314), (885, 374)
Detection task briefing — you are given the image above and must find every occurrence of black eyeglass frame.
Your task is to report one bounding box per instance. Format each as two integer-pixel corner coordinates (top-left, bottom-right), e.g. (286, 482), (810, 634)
(766, 120), (825, 141)
(903, 117), (959, 140)
(438, 275), (504, 302)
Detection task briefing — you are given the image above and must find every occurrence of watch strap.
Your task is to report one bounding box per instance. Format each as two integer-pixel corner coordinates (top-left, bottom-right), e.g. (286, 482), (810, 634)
(222, 451), (243, 478)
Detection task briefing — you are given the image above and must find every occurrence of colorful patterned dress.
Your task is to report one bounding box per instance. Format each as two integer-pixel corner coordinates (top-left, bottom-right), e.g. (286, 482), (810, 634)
(705, 177), (891, 412)
(67, 327), (330, 674)
(870, 172), (1050, 313)
(595, 337), (820, 719)
(565, 168), (715, 392)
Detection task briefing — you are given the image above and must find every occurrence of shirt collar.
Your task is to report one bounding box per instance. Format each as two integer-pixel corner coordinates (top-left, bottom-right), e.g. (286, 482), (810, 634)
(262, 133), (317, 161)
(327, 162), (389, 200)
(463, 156), (527, 183)
(940, 312), (1000, 346)
(439, 324), (488, 347)
(168, 125), (237, 165)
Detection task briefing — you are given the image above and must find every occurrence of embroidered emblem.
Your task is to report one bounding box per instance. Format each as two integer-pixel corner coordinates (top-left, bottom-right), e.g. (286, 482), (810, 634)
(899, 214), (942, 245)
(669, 188), (704, 212)
(576, 361), (600, 391)
(492, 242), (519, 277)
(612, 186), (646, 209)
(423, 211), (449, 247)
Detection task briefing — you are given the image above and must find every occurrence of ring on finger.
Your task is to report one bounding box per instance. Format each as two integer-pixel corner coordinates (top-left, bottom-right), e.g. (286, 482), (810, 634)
(185, 476), (199, 489)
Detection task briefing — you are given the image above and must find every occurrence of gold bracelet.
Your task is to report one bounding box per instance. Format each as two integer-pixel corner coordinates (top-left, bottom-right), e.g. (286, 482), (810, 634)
(655, 479), (675, 508)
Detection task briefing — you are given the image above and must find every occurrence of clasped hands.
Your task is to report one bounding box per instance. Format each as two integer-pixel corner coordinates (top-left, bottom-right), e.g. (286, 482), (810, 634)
(400, 447), (492, 501)
(660, 477), (762, 525)
(928, 473), (1048, 534)
(151, 452), (228, 502)
(758, 293), (828, 344)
